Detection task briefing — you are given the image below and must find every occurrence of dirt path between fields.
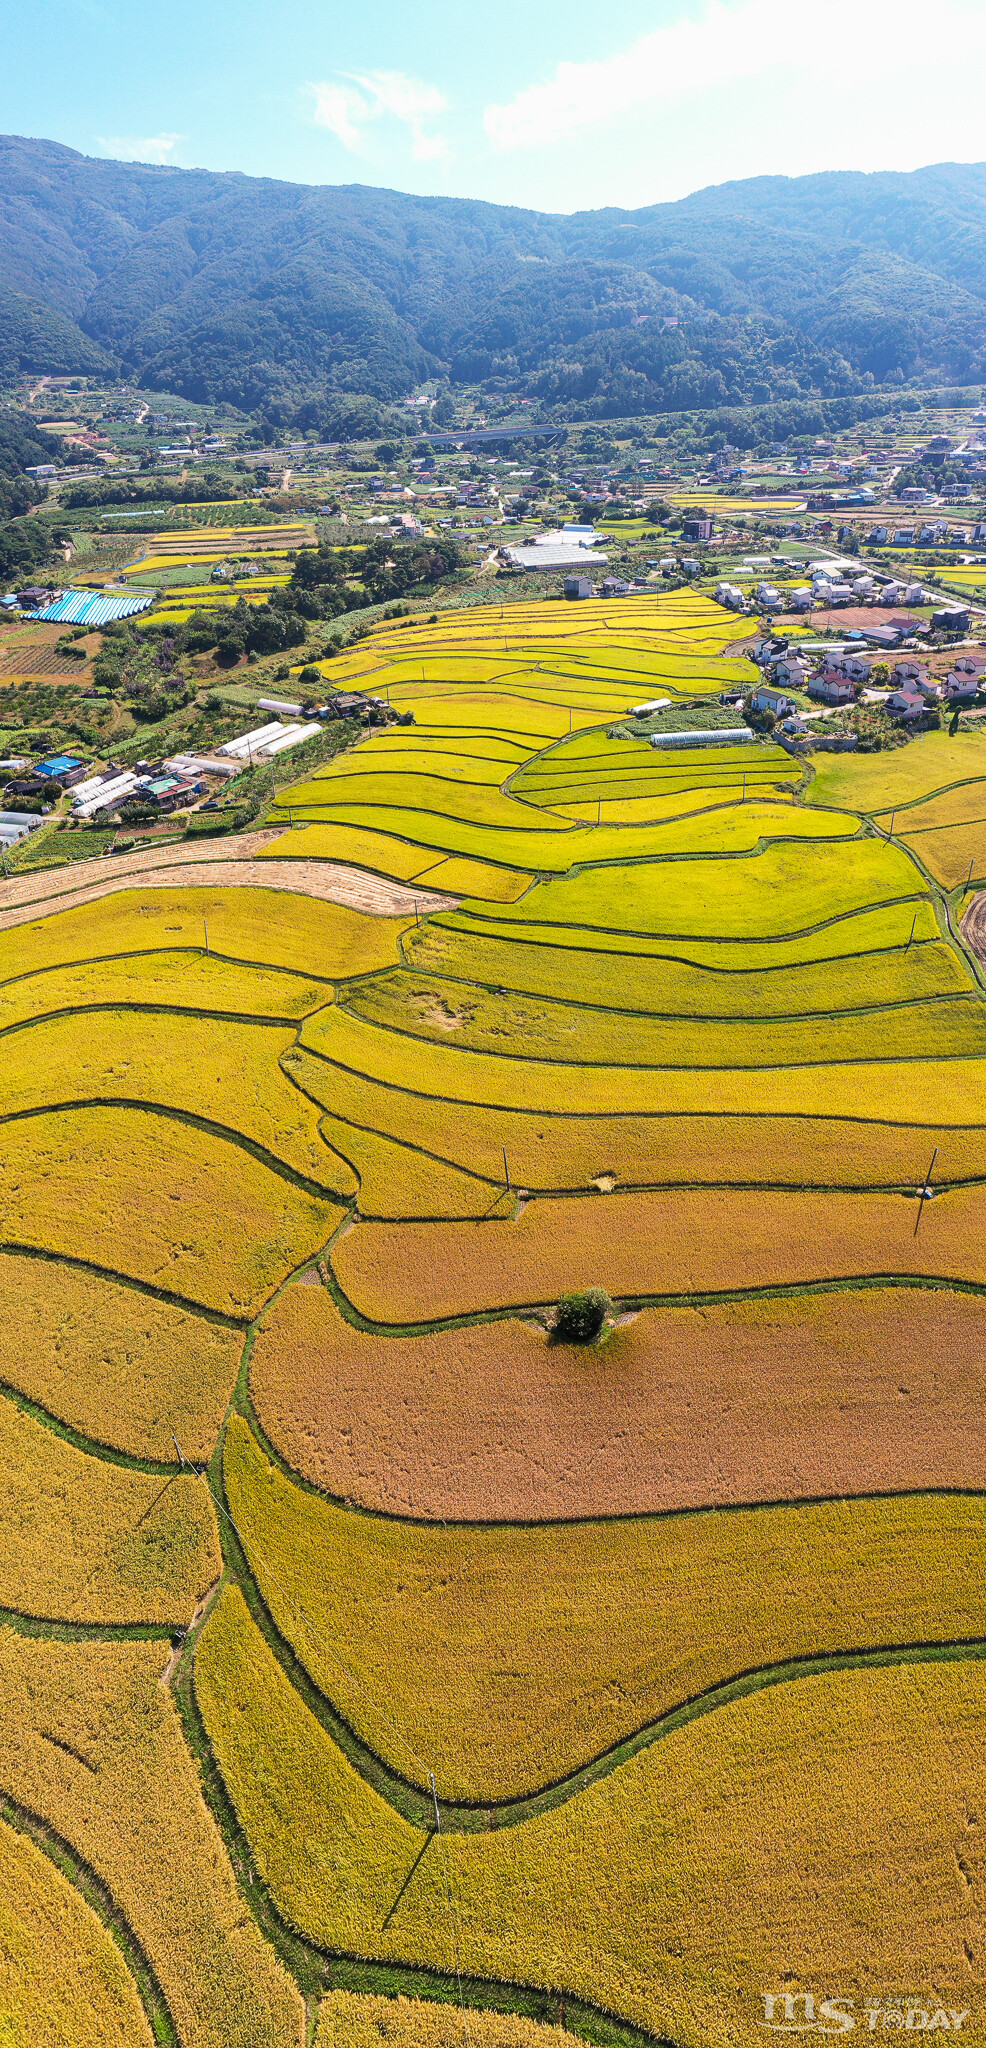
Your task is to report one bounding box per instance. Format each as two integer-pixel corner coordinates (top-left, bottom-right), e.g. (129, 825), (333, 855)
(0, 829), (457, 930)
(961, 890), (986, 964)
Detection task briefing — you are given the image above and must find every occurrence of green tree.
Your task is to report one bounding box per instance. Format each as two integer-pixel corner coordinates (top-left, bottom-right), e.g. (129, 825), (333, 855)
(553, 1288), (613, 1343)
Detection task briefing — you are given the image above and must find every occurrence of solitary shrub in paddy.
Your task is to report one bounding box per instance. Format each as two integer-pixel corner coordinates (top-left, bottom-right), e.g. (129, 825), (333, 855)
(553, 1287), (612, 1343)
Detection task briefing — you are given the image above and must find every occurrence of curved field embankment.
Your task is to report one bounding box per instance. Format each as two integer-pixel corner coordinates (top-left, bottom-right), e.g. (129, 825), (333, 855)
(222, 1409), (986, 1807)
(195, 1586), (986, 2048)
(329, 1185), (986, 1325)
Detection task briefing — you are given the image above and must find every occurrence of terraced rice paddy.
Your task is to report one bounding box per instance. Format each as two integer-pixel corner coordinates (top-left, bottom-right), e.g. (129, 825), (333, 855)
(3, 586), (984, 2048)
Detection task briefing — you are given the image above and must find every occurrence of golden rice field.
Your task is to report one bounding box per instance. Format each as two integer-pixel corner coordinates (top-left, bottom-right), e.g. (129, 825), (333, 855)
(315, 1991), (577, 2048)
(224, 1411), (986, 1801)
(196, 1589), (986, 2048)
(0, 1252), (241, 1460)
(0, 1393), (219, 1624)
(3, 586), (984, 2048)
(0, 1816), (152, 2048)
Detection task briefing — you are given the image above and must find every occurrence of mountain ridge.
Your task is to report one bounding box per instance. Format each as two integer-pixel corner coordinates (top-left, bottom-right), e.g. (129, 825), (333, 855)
(2, 135), (986, 420)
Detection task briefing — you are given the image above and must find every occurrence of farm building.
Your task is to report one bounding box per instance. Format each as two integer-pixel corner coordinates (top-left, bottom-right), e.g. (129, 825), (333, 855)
(27, 588), (154, 626)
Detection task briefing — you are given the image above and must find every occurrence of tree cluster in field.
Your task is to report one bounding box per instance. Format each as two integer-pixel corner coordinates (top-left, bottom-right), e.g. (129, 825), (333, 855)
(289, 533), (463, 619)
(63, 477), (237, 511)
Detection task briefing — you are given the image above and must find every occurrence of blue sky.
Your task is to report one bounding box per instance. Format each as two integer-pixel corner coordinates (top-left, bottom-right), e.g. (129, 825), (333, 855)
(5, 0), (986, 213)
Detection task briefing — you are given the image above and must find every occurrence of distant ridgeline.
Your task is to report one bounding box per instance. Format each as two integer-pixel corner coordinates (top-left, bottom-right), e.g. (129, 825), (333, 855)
(2, 136), (986, 426)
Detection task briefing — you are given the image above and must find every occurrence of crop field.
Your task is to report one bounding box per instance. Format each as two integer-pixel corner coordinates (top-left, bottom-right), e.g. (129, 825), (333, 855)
(0, 1391), (219, 1624)
(315, 1990), (577, 2048)
(250, 1279), (986, 1520)
(196, 1592), (986, 2046)
(331, 1182), (986, 1321)
(0, 1816), (151, 2048)
(4, 584), (985, 2048)
(224, 1410), (984, 1800)
(0, 1251), (241, 1460)
(0, 1104), (337, 1314)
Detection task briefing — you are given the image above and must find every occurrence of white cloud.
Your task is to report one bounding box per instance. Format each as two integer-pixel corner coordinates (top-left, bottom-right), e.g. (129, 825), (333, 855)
(484, 0), (986, 163)
(307, 69), (448, 162)
(96, 131), (184, 164)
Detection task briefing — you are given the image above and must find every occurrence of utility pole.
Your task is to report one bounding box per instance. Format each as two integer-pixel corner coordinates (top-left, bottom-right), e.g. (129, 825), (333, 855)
(906, 911), (917, 950)
(203, 918), (209, 955)
(502, 1147), (510, 1190)
(914, 1145), (939, 1235)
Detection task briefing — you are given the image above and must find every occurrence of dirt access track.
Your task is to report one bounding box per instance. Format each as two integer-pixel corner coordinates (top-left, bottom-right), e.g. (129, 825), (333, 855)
(960, 889), (986, 964)
(0, 828), (457, 931)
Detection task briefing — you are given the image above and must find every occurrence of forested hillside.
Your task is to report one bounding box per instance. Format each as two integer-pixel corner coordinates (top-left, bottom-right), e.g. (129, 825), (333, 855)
(2, 134), (986, 417)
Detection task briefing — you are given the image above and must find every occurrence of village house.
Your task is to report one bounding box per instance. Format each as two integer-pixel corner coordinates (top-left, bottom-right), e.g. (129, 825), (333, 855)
(808, 672), (855, 706)
(886, 687), (927, 722)
(769, 657), (809, 689)
(942, 671), (982, 704)
(751, 685), (797, 716)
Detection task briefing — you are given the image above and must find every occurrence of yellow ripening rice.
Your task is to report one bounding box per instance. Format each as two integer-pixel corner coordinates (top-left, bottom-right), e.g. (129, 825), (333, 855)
(0, 1252), (241, 1462)
(224, 1412), (986, 1802)
(0, 1392), (220, 1625)
(403, 914), (970, 1015)
(0, 1105), (339, 1318)
(282, 1045), (986, 1210)
(807, 729), (986, 814)
(0, 1815), (153, 2048)
(195, 1586), (986, 2048)
(0, 1631), (304, 2048)
(1, 886), (413, 983)
(315, 1991), (586, 2048)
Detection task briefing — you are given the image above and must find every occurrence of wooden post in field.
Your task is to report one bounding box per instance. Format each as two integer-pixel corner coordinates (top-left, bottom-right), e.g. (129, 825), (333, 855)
(203, 918), (209, 955)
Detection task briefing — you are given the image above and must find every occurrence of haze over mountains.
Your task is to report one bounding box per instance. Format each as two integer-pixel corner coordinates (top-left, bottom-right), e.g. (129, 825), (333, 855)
(3, 134), (986, 424)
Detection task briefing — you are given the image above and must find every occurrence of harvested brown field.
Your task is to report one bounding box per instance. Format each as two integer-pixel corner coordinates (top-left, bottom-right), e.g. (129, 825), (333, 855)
(249, 1280), (986, 1519)
(963, 888), (986, 965)
(0, 625), (93, 680)
(330, 1184), (986, 1324)
(0, 833), (457, 933)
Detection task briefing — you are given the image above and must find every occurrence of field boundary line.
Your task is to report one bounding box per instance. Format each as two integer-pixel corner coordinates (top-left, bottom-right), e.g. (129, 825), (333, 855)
(0, 1374), (183, 1475)
(0, 1097), (348, 1206)
(0, 1787), (181, 2048)
(322, 1258), (986, 1340)
(0, 1240), (250, 1329)
(201, 1484), (986, 1828)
